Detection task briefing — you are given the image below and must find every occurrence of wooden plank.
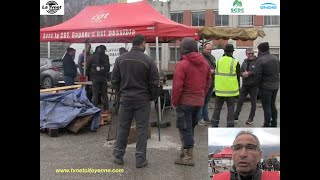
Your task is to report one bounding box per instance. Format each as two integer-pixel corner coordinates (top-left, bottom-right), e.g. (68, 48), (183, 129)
(128, 126), (152, 144)
(101, 113), (112, 124)
(40, 85), (82, 93)
(66, 115), (94, 133)
(106, 113), (119, 141)
(75, 81), (92, 85)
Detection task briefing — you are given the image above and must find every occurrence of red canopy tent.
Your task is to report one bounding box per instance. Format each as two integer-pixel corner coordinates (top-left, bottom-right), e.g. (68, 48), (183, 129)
(40, 0), (198, 43)
(40, 1), (199, 141)
(212, 148), (233, 159)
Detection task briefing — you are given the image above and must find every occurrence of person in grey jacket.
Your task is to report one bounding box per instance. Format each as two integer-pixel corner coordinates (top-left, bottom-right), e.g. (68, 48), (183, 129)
(198, 43), (216, 126)
(234, 48), (260, 125)
(111, 34), (159, 168)
(256, 42), (280, 127)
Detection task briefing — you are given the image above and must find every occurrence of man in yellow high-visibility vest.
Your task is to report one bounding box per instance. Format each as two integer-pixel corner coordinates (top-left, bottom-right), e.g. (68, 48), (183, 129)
(211, 44), (240, 127)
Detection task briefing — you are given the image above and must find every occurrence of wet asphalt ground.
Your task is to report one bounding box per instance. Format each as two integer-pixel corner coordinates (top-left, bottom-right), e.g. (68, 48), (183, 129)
(40, 81), (279, 180)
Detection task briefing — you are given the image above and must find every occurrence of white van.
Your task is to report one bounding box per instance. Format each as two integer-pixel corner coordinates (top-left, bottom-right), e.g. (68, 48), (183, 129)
(67, 43), (132, 73)
(211, 48), (248, 67)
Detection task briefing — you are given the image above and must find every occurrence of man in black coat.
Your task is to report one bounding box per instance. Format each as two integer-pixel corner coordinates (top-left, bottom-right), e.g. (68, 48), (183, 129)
(63, 47), (77, 86)
(111, 35), (159, 168)
(87, 45), (110, 113)
(256, 42), (280, 127)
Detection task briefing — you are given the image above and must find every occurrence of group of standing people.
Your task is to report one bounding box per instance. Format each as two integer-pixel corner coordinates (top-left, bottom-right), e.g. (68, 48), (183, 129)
(195, 42), (280, 128)
(62, 35), (279, 172)
(260, 157), (280, 171)
(62, 43), (111, 116)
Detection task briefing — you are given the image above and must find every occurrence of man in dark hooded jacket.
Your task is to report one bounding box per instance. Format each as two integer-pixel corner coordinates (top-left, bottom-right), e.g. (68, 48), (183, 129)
(172, 37), (211, 166)
(87, 45), (110, 113)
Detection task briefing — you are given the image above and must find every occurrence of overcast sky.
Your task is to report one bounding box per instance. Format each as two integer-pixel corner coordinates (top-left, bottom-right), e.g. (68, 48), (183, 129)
(208, 128), (280, 146)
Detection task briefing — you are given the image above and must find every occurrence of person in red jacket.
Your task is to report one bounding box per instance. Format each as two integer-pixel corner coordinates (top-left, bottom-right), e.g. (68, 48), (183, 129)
(172, 37), (211, 166)
(212, 130), (280, 180)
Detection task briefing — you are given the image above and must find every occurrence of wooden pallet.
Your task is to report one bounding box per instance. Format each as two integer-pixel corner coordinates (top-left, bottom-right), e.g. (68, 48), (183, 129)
(66, 115), (94, 133)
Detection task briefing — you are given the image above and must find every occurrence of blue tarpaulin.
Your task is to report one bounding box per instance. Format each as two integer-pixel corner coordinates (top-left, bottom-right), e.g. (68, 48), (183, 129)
(40, 87), (101, 131)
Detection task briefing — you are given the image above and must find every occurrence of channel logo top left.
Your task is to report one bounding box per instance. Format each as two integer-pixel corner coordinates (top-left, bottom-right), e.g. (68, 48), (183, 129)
(40, 0), (64, 15)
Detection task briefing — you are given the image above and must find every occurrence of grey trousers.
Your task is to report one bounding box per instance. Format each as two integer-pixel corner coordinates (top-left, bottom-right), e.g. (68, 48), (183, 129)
(211, 96), (236, 127)
(113, 100), (151, 164)
(92, 81), (108, 110)
(234, 85), (259, 119)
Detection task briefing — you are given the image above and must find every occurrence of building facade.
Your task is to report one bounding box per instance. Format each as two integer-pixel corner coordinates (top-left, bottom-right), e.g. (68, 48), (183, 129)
(146, 0), (280, 72)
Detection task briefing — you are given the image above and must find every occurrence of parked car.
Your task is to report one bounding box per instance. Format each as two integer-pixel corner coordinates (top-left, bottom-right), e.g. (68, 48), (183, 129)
(40, 58), (64, 88)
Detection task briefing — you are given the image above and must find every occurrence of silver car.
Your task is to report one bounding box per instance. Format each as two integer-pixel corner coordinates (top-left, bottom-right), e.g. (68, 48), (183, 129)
(40, 58), (64, 88)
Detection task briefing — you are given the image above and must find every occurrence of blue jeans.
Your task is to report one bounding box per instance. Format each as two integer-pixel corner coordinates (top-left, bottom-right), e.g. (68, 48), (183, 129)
(64, 76), (74, 86)
(197, 90), (213, 121)
(176, 104), (200, 149)
(260, 88), (279, 127)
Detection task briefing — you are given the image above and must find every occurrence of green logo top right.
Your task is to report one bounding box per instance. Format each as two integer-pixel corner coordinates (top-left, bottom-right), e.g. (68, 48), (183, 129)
(231, 0), (244, 13)
(233, 0), (242, 7)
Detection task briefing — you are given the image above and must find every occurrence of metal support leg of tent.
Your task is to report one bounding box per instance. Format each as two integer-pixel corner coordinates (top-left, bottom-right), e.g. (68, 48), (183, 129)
(156, 36), (161, 141)
(174, 41), (177, 63)
(48, 42), (50, 58)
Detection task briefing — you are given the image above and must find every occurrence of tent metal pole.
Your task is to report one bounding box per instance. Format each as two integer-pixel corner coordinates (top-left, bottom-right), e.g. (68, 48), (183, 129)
(174, 40), (177, 63)
(48, 42), (50, 58)
(156, 36), (161, 141)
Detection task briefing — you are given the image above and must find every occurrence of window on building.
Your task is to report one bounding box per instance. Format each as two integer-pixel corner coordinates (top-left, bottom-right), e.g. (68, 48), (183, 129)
(170, 48), (181, 62)
(264, 16), (280, 26)
(191, 12), (205, 26)
(238, 15), (254, 26)
(214, 11), (229, 26)
(170, 12), (183, 24)
(149, 47), (162, 61)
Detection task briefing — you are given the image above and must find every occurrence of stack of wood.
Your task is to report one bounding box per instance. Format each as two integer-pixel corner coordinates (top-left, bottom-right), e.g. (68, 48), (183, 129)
(128, 126), (152, 144)
(66, 115), (94, 133)
(100, 112), (112, 126)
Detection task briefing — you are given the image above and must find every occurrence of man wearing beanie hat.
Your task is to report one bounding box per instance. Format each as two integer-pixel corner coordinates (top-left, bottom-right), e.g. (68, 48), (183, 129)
(87, 45), (110, 115)
(211, 44), (241, 127)
(172, 37), (211, 166)
(256, 42), (280, 127)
